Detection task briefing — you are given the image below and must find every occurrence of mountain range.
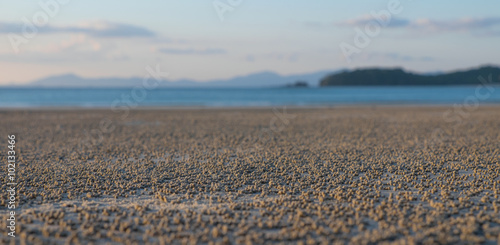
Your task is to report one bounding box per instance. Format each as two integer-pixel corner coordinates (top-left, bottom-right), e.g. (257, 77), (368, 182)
(6, 65), (500, 88)
(21, 70), (336, 88)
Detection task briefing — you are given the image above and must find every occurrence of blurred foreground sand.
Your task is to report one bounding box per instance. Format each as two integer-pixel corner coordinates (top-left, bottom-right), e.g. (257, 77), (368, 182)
(1, 107), (499, 244)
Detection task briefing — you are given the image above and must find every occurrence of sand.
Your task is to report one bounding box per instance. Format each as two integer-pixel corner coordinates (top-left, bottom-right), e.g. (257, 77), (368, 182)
(1, 106), (500, 244)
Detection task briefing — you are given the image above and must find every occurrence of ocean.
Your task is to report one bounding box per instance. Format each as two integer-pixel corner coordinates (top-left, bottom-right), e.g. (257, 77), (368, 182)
(1, 86), (499, 108)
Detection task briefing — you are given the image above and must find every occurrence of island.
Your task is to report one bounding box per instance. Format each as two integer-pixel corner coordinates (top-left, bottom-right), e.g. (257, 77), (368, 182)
(320, 66), (500, 86)
(286, 81), (309, 88)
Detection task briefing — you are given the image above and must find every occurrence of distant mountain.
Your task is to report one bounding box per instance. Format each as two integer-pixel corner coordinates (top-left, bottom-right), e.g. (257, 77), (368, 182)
(320, 66), (500, 86)
(29, 74), (198, 88)
(24, 70), (336, 88)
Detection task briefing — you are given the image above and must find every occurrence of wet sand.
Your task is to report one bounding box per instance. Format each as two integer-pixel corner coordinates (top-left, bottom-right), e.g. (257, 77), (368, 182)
(1, 106), (500, 244)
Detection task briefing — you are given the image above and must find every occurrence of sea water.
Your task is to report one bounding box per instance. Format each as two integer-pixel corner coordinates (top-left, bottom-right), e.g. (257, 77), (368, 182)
(1, 86), (499, 108)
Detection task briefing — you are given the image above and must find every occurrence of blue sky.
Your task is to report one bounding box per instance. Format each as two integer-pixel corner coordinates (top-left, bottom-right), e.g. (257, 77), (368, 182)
(1, 0), (499, 84)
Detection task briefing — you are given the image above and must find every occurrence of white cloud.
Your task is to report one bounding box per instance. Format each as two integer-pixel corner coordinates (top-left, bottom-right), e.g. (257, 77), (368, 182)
(336, 16), (410, 28)
(335, 16), (500, 35)
(0, 20), (156, 38)
(0, 35), (124, 63)
(41, 34), (101, 53)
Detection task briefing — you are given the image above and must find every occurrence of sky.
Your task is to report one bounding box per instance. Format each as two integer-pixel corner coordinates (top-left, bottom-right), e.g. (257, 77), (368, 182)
(0, 0), (499, 85)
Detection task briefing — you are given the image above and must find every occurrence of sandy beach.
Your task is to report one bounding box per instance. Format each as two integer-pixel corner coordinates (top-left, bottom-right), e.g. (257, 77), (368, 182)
(1, 106), (500, 244)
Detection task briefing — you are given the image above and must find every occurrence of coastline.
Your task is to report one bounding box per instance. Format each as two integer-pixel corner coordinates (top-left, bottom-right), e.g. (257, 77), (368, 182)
(1, 102), (500, 111)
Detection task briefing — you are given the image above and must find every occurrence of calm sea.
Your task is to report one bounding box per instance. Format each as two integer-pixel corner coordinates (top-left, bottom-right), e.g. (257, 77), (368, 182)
(1, 87), (500, 108)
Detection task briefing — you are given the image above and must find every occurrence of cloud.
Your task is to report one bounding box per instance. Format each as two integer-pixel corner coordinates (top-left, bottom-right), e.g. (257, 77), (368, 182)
(336, 16), (410, 28)
(0, 50), (104, 63)
(158, 48), (226, 55)
(335, 16), (500, 34)
(0, 47), (128, 63)
(0, 21), (156, 38)
(409, 17), (500, 33)
(41, 34), (101, 53)
(0, 34), (127, 63)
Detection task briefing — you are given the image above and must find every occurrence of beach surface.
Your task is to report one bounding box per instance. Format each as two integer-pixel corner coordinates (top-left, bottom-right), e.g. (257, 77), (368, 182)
(1, 106), (500, 244)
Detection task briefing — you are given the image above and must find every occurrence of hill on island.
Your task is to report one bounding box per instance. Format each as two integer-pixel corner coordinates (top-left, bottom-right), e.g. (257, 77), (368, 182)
(320, 66), (500, 86)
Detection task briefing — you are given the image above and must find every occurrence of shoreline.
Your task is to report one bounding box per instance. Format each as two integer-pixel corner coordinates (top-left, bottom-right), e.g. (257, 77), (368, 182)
(1, 103), (500, 111)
